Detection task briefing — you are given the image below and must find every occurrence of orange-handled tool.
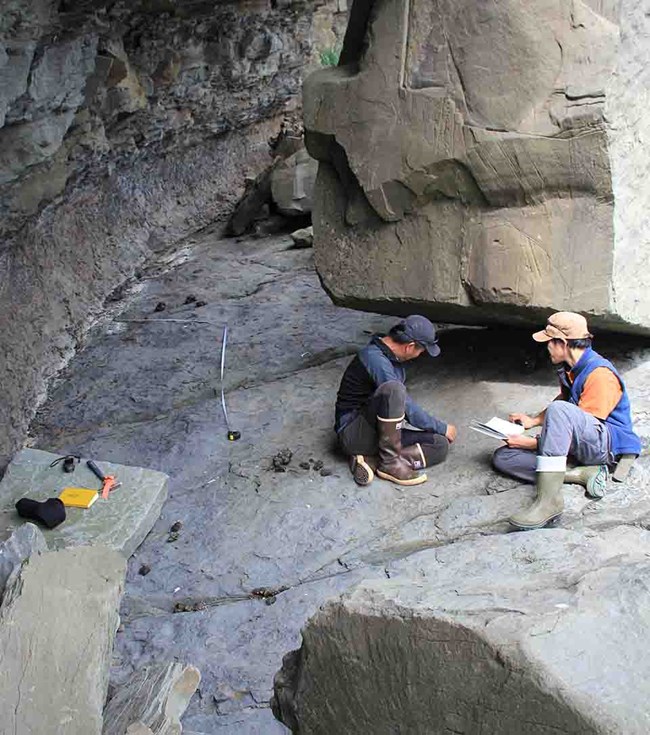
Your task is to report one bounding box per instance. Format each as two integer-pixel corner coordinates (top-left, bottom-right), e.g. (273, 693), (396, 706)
(86, 460), (121, 499)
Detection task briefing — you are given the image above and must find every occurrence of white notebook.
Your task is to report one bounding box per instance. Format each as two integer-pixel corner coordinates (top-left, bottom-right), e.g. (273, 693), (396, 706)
(469, 416), (526, 441)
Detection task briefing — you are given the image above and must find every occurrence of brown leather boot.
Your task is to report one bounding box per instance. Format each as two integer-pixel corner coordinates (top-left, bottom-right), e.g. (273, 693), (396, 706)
(349, 455), (377, 486)
(400, 443), (426, 471)
(376, 417), (427, 486)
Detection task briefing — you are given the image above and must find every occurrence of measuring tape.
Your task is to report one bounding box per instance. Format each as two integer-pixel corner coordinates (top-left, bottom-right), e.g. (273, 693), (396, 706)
(220, 324), (241, 441)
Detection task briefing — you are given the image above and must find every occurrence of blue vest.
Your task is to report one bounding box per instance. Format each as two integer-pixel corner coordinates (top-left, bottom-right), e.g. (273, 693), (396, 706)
(567, 348), (641, 457)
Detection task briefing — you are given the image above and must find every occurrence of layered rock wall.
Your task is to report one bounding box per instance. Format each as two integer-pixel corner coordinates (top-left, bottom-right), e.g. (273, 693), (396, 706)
(0, 0), (347, 470)
(305, 0), (650, 333)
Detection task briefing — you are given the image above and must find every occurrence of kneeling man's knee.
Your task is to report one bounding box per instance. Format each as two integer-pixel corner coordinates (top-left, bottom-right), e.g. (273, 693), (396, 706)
(376, 380), (406, 399)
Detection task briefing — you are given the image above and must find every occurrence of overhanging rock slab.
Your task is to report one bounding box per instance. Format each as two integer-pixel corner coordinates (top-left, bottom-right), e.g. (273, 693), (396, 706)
(0, 546), (125, 735)
(0, 448), (168, 557)
(304, 0), (650, 333)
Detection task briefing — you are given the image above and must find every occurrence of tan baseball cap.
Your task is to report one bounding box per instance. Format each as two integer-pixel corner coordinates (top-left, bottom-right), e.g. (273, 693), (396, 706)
(532, 312), (593, 343)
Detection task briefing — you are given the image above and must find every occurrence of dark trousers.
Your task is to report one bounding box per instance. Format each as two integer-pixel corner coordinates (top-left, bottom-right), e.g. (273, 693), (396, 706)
(337, 381), (449, 467)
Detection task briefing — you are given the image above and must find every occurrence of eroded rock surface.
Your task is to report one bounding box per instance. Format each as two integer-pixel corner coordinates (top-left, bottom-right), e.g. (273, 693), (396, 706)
(30, 230), (650, 734)
(305, 0), (650, 334)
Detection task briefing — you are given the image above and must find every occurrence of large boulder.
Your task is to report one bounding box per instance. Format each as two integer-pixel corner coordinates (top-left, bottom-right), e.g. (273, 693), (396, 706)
(304, 0), (650, 334)
(273, 527), (650, 734)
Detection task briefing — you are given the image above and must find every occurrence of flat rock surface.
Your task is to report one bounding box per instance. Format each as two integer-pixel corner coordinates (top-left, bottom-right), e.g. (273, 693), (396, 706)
(0, 545), (125, 735)
(30, 230), (650, 733)
(0, 448), (168, 557)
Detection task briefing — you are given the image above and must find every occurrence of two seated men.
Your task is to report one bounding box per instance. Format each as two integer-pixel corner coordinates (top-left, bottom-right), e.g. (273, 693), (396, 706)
(335, 312), (641, 531)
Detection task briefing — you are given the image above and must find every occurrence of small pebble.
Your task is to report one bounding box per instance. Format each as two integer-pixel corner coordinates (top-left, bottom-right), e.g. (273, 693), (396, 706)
(299, 461), (310, 470)
(319, 468), (332, 477)
(154, 301), (166, 312)
(312, 460), (324, 471)
(167, 531), (180, 543)
(170, 520), (183, 533)
(138, 563), (151, 576)
(195, 300), (208, 308)
(184, 295), (197, 304)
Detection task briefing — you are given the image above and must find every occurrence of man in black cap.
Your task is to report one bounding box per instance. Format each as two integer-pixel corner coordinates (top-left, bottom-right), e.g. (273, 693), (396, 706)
(335, 315), (456, 486)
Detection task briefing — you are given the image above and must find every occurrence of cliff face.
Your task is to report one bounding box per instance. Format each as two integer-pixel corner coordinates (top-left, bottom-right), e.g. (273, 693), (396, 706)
(304, 0), (650, 334)
(0, 0), (347, 469)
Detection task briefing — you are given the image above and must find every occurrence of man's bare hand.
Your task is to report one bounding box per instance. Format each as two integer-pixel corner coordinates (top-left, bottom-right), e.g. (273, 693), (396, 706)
(505, 434), (538, 450)
(445, 424), (457, 443)
(508, 412), (537, 430)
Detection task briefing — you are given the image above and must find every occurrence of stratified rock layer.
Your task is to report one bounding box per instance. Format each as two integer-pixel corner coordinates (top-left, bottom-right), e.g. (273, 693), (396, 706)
(304, 0), (650, 333)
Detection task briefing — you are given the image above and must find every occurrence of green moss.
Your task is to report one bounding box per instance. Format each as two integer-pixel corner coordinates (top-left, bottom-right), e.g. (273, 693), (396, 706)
(319, 46), (341, 67)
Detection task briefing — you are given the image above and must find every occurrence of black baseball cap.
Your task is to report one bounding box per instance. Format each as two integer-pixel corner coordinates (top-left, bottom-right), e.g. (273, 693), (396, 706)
(400, 315), (441, 357)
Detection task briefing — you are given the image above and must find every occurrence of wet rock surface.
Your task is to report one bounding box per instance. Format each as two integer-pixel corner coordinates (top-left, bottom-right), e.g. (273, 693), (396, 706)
(31, 231), (650, 733)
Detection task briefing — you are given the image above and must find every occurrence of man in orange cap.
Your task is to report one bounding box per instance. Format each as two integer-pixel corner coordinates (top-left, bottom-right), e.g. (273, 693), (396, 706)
(493, 311), (641, 530)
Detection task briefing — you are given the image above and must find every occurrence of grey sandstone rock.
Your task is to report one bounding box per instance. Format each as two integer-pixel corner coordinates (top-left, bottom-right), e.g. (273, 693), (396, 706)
(0, 41), (35, 127)
(0, 546), (125, 735)
(103, 662), (201, 735)
(290, 225), (314, 248)
(271, 147), (319, 216)
(0, 109), (76, 184)
(0, 522), (46, 601)
(305, 0), (650, 334)
(0, 448), (168, 558)
(273, 527), (650, 734)
(7, 35), (98, 124)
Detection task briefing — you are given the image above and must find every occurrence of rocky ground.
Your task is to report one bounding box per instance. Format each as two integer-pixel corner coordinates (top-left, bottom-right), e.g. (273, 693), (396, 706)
(30, 229), (650, 734)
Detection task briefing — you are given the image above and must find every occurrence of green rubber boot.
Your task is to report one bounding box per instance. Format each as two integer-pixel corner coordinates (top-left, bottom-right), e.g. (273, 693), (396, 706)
(509, 470), (565, 530)
(564, 465), (608, 499)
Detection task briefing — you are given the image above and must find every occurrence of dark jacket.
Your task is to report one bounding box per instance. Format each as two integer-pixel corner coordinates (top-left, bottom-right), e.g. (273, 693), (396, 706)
(335, 335), (447, 435)
(564, 348), (641, 457)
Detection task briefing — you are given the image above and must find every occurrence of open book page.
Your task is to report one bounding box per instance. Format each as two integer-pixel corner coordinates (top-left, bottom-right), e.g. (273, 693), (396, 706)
(469, 416), (526, 441)
(484, 417), (525, 437)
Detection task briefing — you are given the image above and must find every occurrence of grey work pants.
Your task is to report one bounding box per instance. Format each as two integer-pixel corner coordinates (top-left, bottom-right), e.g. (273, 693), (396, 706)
(338, 381), (449, 466)
(492, 400), (612, 484)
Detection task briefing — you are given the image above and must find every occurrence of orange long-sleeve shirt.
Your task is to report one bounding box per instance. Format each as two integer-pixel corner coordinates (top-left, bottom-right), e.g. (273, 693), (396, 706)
(567, 366), (623, 420)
